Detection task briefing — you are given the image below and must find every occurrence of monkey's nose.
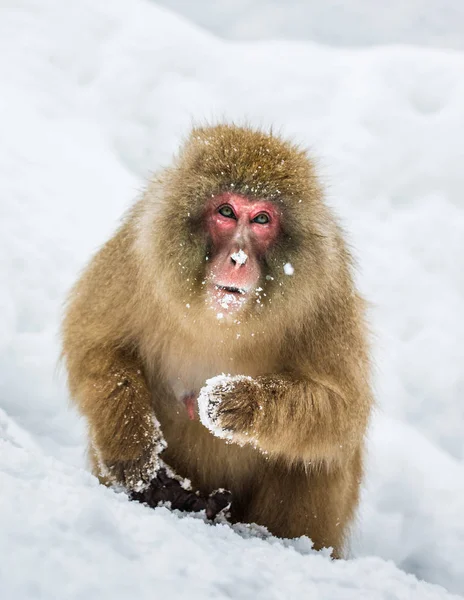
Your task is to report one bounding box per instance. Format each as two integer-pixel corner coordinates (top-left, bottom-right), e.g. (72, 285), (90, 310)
(230, 249), (248, 267)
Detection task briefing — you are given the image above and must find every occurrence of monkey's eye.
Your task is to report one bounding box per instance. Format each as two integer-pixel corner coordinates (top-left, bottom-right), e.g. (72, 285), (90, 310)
(252, 213), (270, 224)
(218, 205), (236, 219)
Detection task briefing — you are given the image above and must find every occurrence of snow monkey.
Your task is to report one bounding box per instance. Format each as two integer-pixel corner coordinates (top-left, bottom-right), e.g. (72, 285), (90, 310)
(62, 124), (373, 557)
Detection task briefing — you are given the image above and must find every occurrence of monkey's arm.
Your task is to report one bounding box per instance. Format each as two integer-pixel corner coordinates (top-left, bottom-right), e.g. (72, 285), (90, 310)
(69, 345), (166, 490)
(62, 227), (165, 490)
(198, 372), (372, 466)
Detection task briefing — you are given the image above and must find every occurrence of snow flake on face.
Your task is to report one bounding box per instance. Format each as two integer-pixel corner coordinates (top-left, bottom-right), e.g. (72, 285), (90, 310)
(219, 293), (239, 309)
(283, 263), (294, 276)
(230, 249), (248, 265)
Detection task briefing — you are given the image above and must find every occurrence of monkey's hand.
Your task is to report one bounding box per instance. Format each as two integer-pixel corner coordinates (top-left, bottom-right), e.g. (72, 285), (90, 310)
(198, 375), (262, 446)
(81, 353), (169, 493)
(101, 426), (167, 492)
(131, 462), (232, 520)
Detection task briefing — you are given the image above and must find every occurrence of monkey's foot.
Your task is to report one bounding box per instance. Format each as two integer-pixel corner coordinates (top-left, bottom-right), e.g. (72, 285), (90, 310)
(130, 466), (232, 520)
(198, 374), (260, 446)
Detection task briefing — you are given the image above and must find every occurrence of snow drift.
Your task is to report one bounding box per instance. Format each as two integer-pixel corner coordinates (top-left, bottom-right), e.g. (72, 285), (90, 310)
(0, 0), (463, 598)
(157, 0), (464, 50)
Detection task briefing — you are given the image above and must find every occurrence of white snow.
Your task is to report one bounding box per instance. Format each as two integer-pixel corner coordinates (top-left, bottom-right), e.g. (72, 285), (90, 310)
(1, 0), (464, 598)
(157, 0), (464, 50)
(231, 249), (248, 265)
(0, 414), (457, 600)
(198, 374), (255, 443)
(198, 375), (234, 439)
(283, 263), (294, 276)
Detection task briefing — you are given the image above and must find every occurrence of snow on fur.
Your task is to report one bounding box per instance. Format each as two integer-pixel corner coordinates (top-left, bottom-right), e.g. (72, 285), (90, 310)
(198, 374), (253, 440)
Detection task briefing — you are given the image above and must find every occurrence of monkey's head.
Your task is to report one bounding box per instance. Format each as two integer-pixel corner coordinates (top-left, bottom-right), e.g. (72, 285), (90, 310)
(201, 190), (280, 315)
(139, 124), (348, 332)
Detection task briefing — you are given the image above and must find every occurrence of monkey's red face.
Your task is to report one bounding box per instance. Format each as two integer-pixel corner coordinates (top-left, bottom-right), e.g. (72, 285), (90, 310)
(205, 193), (280, 316)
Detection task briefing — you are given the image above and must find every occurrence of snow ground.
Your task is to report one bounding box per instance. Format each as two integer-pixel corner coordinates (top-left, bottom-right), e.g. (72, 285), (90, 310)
(0, 0), (463, 598)
(157, 0), (464, 50)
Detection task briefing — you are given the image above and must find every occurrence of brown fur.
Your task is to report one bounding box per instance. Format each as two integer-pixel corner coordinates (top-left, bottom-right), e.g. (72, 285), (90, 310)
(61, 124), (373, 557)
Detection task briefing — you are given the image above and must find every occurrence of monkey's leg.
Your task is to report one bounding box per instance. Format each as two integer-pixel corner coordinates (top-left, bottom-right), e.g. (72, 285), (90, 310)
(245, 457), (361, 558)
(72, 347), (166, 491)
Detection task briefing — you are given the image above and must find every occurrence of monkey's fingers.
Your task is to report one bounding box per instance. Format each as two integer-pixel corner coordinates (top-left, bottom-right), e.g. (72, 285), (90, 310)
(205, 489), (232, 520)
(130, 468), (232, 520)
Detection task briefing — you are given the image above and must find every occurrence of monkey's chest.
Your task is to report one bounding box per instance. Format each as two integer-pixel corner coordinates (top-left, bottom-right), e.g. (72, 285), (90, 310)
(165, 348), (267, 420)
(166, 358), (231, 421)
(155, 345), (269, 496)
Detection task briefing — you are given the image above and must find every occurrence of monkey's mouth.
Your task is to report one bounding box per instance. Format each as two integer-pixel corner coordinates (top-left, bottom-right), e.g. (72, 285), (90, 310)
(215, 285), (246, 295)
(207, 283), (249, 316)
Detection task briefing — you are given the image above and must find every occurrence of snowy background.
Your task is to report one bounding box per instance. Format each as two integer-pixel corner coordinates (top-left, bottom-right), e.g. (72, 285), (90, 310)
(157, 0), (464, 49)
(1, 0), (463, 598)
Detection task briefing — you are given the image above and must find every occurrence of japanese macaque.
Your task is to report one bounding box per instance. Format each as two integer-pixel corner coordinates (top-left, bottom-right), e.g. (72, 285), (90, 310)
(61, 124), (373, 557)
